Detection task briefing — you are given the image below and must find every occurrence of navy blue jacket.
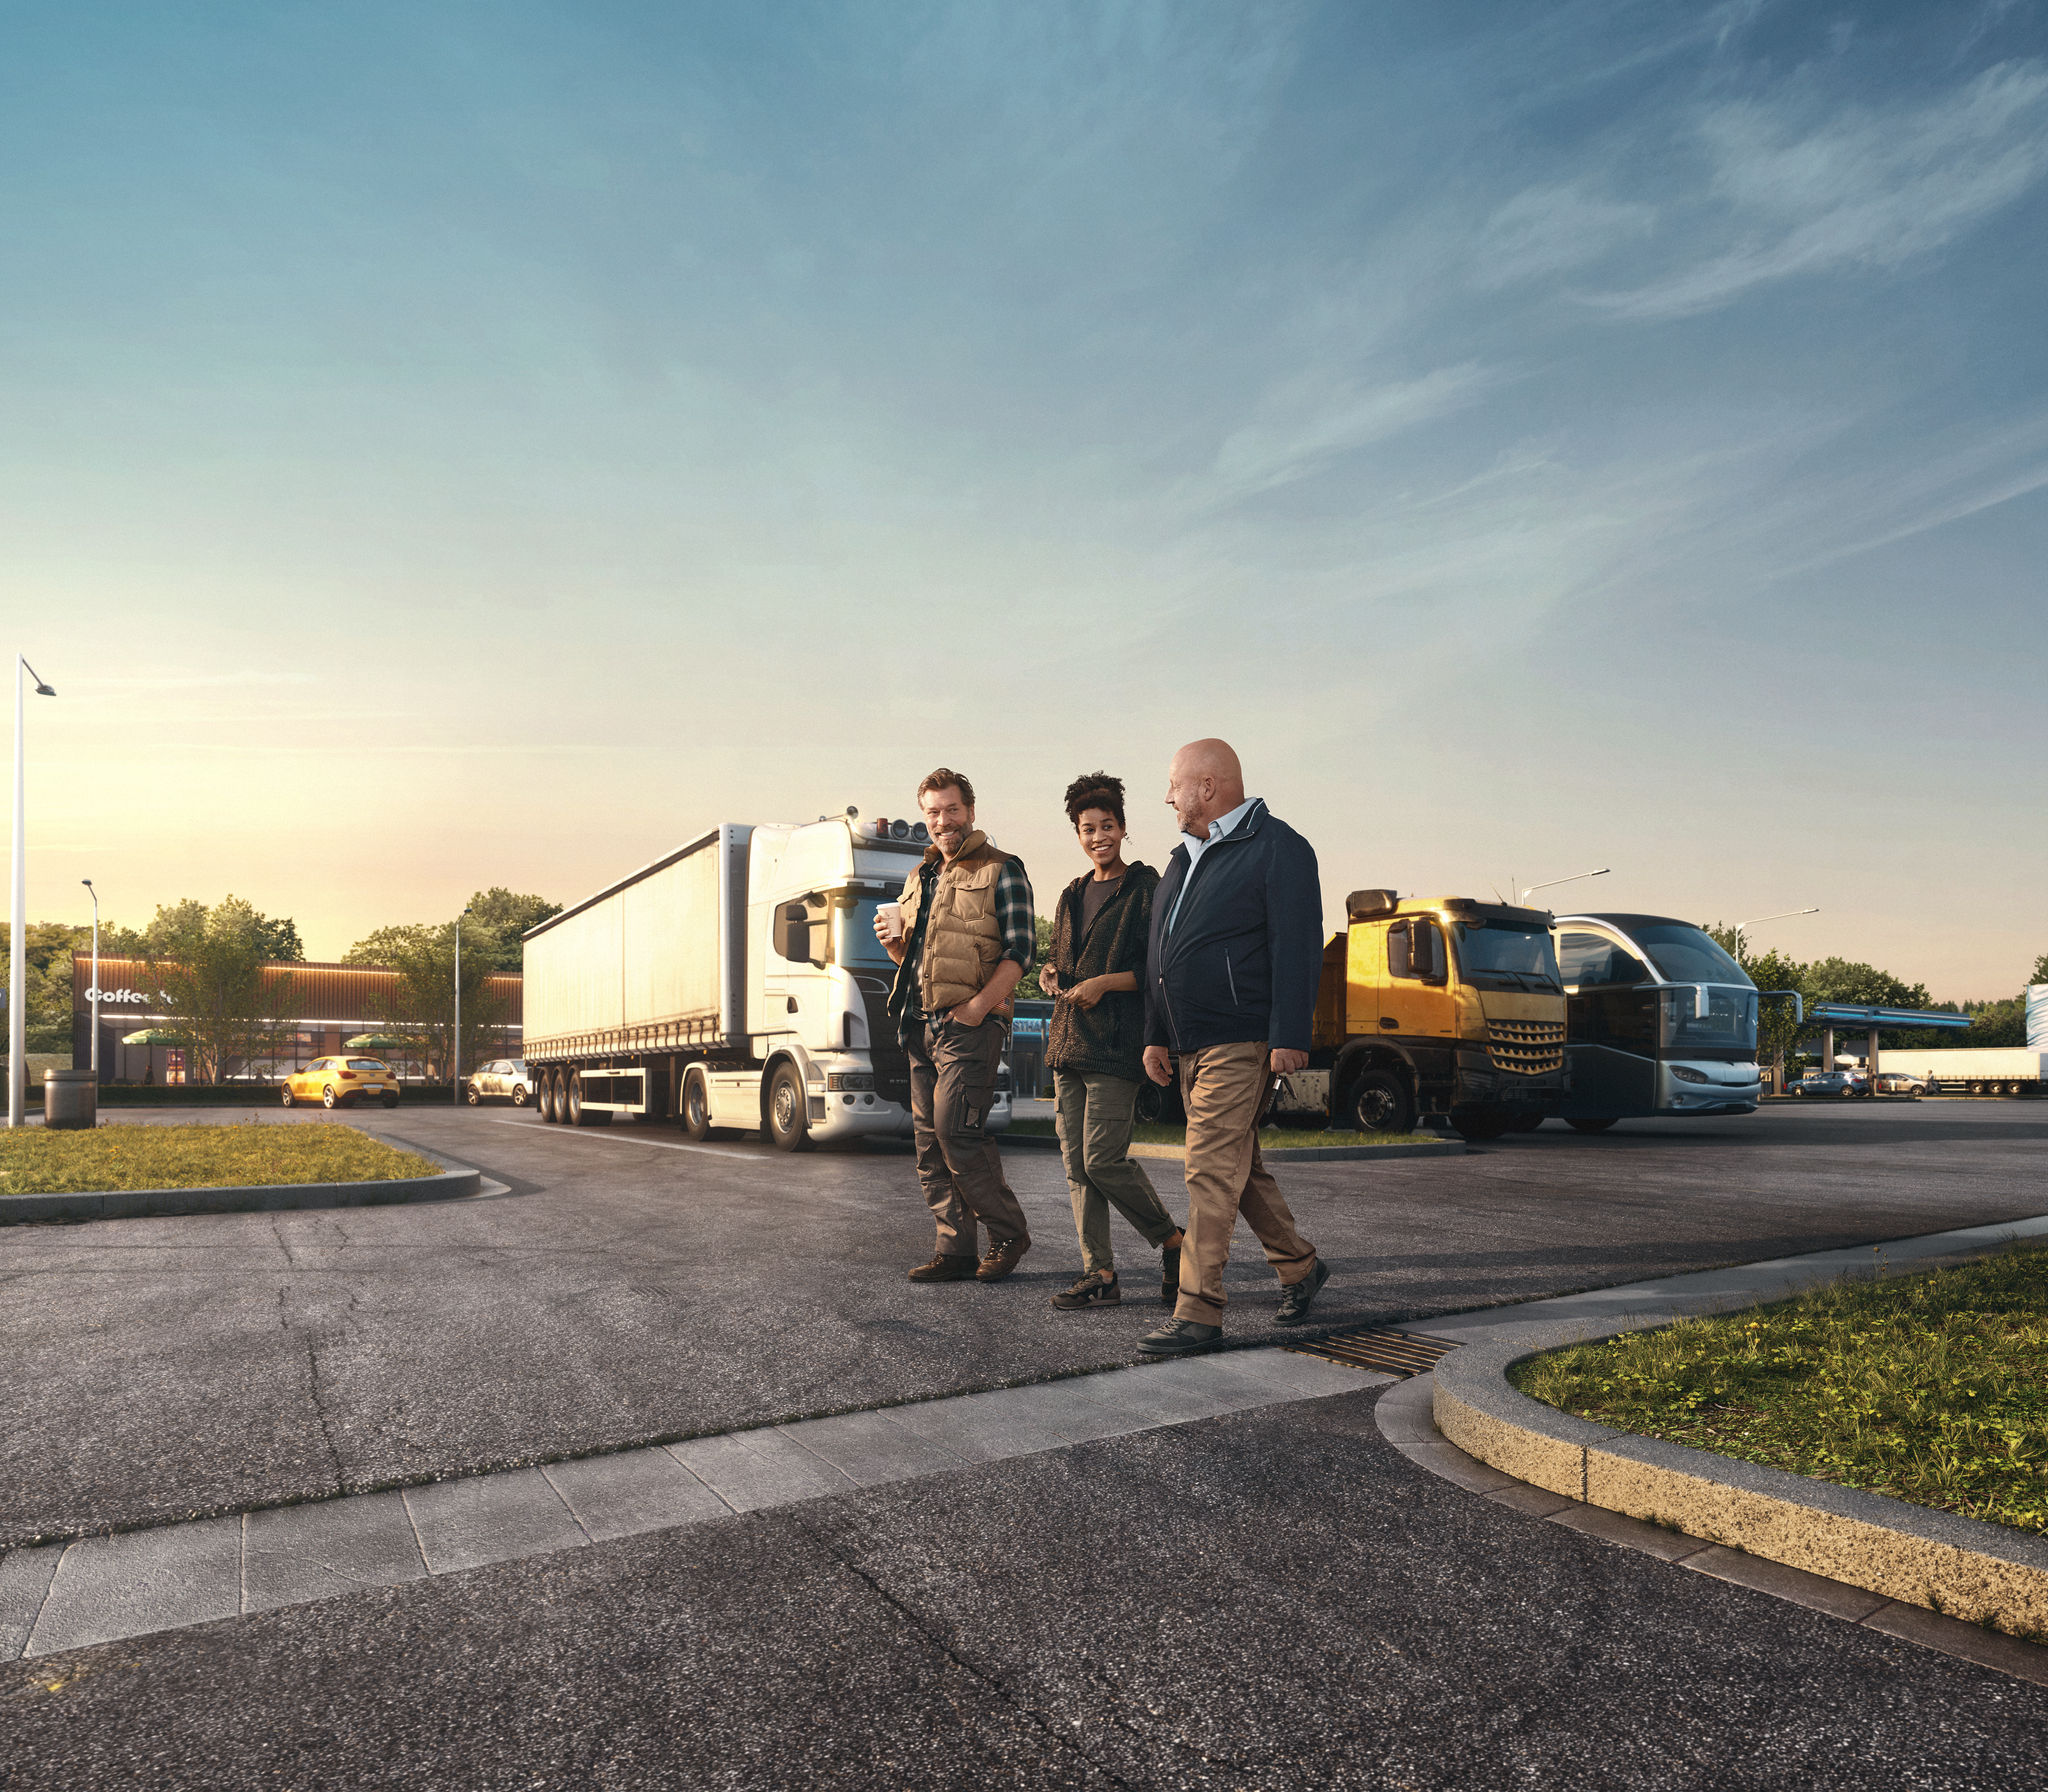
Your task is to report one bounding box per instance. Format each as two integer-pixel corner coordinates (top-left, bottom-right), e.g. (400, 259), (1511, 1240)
(1144, 800), (1324, 1055)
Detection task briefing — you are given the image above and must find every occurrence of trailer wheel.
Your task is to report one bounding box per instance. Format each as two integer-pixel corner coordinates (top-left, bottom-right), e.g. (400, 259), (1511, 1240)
(1566, 1116), (1618, 1134)
(566, 1073), (588, 1126)
(1344, 1068), (1413, 1136)
(681, 1068), (718, 1141)
(766, 1063), (813, 1152)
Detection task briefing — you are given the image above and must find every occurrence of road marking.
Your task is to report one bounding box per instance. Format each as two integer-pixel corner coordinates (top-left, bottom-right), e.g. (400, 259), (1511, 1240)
(481, 1117), (771, 1164)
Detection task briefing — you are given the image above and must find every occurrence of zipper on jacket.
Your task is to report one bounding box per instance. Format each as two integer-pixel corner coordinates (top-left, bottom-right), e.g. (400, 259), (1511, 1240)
(1157, 976), (1183, 1053)
(1224, 950), (1240, 1007)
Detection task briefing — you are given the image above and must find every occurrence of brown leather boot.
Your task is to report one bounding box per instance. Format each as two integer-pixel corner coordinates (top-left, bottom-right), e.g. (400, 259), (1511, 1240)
(908, 1254), (979, 1283)
(976, 1235), (1032, 1281)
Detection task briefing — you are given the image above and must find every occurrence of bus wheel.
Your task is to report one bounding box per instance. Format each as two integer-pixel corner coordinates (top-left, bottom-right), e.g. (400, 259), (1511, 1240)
(682, 1068), (717, 1141)
(1346, 1069), (1414, 1136)
(1566, 1116), (1618, 1134)
(766, 1063), (813, 1152)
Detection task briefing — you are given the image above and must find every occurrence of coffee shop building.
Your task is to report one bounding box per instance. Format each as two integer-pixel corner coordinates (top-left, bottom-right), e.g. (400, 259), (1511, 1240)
(73, 957), (523, 1084)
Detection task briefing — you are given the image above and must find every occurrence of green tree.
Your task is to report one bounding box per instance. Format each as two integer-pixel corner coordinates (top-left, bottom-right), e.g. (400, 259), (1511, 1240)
(1013, 915), (1055, 1000)
(255, 914), (306, 962)
(140, 897), (300, 1083)
(346, 920), (507, 1081)
(464, 889), (563, 969)
(1706, 926), (1808, 1083)
(1801, 957), (1931, 1009)
(2031, 952), (2048, 986)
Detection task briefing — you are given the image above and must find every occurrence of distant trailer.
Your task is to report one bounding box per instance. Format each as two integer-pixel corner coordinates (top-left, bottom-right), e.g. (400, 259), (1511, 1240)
(1869, 1047), (2046, 1097)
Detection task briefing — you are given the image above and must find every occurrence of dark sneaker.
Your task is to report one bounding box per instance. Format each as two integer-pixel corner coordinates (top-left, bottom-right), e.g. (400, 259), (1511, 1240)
(1137, 1318), (1223, 1357)
(1274, 1257), (1331, 1325)
(1052, 1270), (1120, 1310)
(1161, 1241), (1181, 1307)
(976, 1235), (1032, 1282)
(908, 1254), (978, 1283)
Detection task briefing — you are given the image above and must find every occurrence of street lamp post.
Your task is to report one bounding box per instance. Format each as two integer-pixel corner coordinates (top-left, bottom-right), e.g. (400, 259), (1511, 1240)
(1519, 868), (1610, 906)
(82, 879), (99, 1078)
(1733, 909), (1819, 1094)
(9, 655), (56, 1129)
(452, 904), (471, 1105)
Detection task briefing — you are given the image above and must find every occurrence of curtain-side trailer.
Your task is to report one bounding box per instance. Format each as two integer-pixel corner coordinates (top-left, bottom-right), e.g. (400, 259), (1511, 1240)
(522, 814), (1013, 1150)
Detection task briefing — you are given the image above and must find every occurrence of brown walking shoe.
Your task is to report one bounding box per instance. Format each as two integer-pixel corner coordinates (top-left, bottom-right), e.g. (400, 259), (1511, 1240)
(908, 1254), (979, 1283)
(976, 1235), (1032, 1281)
(1052, 1270), (1120, 1309)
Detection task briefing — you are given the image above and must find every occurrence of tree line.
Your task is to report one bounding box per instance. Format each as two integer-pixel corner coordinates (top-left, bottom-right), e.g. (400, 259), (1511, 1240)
(6, 888), (560, 1084)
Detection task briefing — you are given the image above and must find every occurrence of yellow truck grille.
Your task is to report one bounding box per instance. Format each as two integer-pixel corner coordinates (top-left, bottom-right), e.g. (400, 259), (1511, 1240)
(1488, 1018), (1565, 1075)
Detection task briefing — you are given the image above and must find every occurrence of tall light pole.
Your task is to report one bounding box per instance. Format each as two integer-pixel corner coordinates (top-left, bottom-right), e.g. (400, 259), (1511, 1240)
(1734, 907), (1819, 940)
(10, 656), (57, 1129)
(452, 903), (471, 1105)
(1520, 868), (1610, 906)
(82, 879), (99, 1078)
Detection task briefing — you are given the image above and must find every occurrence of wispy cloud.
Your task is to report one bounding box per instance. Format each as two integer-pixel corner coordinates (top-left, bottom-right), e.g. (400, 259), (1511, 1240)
(1208, 363), (1497, 499)
(1593, 61), (2048, 318)
(1468, 182), (1656, 290)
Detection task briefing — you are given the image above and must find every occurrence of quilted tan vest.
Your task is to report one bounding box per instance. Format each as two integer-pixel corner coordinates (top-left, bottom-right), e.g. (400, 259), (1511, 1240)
(898, 833), (1015, 1017)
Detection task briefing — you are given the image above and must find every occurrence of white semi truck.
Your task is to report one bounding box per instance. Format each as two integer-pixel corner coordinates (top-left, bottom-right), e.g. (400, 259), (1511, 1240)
(1866, 1047), (2046, 1096)
(521, 812), (1013, 1149)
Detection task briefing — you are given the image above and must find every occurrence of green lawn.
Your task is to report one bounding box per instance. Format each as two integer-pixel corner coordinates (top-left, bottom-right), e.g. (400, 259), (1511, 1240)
(1511, 1242), (2048, 1536)
(1005, 1118), (1436, 1149)
(0, 1124), (441, 1195)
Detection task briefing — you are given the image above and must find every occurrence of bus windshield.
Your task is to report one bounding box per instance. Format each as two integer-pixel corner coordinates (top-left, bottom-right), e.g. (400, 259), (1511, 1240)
(1452, 923), (1560, 990)
(1627, 923), (1753, 988)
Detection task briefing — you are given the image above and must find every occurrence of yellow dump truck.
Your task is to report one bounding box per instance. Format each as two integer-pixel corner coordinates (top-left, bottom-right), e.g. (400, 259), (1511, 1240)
(1272, 889), (1569, 1141)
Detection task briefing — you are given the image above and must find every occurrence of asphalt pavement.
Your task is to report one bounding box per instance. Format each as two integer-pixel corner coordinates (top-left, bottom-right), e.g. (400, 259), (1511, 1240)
(3, 1101), (2043, 1548)
(5, 1388), (2042, 1790)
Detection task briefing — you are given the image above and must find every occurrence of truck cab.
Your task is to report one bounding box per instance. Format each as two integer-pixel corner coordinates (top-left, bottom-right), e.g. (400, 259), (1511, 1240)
(1551, 914), (1761, 1130)
(1289, 890), (1568, 1140)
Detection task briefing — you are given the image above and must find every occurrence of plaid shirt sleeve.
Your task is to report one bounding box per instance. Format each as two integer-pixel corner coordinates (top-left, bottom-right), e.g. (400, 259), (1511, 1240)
(994, 860), (1037, 972)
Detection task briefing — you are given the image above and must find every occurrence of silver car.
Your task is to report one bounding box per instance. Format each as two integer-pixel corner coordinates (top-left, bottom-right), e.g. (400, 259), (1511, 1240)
(466, 1058), (532, 1106)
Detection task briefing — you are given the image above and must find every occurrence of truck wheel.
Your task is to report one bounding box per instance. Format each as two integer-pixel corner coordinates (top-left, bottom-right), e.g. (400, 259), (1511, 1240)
(1566, 1117), (1618, 1134)
(1136, 1074), (1184, 1125)
(1345, 1069), (1413, 1136)
(1508, 1110), (1545, 1132)
(766, 1063), (813, 1152)
(536, 1073), (555, 1122)
(566, 1074), (586, 1126)
(1451, 1107), (1510, 1142)
(681, 1069), (717, 1141)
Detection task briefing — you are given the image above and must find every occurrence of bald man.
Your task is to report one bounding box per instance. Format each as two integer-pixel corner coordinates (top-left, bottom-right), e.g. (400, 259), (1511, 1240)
(1136, 739), (1330, 1355)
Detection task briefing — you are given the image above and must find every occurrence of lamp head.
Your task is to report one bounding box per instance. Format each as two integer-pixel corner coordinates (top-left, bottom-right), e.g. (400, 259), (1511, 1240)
(34, 683), (54, 697)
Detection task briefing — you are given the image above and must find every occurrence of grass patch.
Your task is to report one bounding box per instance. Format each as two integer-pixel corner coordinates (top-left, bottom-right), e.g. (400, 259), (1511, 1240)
(1510, 1242), (2048, 1535)
(0, 1124), (441, 1195)
(1005, 1118), (1436, 1149)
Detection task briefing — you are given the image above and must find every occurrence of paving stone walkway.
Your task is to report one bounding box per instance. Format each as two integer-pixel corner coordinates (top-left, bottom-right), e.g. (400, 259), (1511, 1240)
(0, 1346), (1383, 1659)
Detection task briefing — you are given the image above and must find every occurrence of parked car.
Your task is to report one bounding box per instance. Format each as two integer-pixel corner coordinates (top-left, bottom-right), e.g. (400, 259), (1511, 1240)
(466, 1058), (532, 1107)
(283, 1056), (400, 1109)
(1876, 1072), (1934, 1095)
(1792, 1070), (1870, 1099)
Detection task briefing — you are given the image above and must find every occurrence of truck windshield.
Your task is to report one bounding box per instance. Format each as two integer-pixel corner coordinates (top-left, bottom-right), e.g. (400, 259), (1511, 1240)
(1627, 924), (1753, 988)
(1452, 924), (1560, 990)
(836, 899), (899, 971)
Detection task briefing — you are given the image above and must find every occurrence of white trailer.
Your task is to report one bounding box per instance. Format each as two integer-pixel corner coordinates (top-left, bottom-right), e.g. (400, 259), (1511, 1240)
(521, 813), (1013, 1149)
(1868, 1047), (2047, 1096)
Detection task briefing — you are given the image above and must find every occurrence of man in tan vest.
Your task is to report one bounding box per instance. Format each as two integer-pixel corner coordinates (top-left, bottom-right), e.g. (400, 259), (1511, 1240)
(877, 767), (1037, 1282)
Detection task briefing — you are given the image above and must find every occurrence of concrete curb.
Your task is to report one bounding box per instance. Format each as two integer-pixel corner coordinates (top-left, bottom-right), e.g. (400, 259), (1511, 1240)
(1000, 1132), (1466, 1161)
(0, 1166), (483, 1225)
(1433, 1335), (2048, 1639)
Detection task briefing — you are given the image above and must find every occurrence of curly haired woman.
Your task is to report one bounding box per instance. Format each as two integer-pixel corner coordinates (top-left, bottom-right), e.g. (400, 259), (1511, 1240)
(1039, 773), (1185, 1309)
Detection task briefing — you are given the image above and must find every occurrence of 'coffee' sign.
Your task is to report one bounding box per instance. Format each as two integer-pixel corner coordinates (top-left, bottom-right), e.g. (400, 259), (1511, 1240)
(84, 988), (159, 1005)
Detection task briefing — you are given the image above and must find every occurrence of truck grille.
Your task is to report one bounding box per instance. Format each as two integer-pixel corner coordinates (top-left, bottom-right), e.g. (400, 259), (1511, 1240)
(1488, 1018), (1565, 1075)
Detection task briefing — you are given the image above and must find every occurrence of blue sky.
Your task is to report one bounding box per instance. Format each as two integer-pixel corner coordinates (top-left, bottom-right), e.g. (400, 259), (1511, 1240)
(6, 1), (2045, 994)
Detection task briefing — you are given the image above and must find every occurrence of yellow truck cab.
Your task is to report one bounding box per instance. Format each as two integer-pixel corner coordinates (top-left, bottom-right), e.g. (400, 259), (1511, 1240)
(1283, 889), (1568, 1140)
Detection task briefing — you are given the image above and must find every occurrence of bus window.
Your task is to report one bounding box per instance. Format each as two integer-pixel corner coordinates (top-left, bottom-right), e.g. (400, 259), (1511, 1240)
(1559, 931), (1648, 987)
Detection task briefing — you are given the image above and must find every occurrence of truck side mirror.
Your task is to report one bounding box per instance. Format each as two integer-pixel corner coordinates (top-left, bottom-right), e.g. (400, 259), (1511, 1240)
(777, 902), (810, 962)
(1386, 922), (1412, 979)
(1418, 923), (1447, 983)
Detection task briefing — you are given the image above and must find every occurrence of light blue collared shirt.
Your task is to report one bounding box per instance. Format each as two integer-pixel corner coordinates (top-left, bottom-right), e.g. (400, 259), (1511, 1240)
(1166, 796), (1261, 933)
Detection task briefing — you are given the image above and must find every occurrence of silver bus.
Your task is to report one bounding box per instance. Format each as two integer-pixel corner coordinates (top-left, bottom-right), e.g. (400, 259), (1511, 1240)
(1551, 914), (1761, 1132)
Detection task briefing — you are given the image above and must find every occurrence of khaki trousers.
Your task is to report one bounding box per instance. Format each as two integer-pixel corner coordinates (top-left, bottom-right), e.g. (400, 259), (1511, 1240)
(907, 1015), (1031, 1260)
(1052, 1069), (1180, 1275)
(1174, 1041), (1318, 1325)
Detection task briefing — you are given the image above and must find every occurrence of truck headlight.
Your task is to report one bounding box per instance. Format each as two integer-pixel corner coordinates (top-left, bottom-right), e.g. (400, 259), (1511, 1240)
(825, 1071), (875, 1091)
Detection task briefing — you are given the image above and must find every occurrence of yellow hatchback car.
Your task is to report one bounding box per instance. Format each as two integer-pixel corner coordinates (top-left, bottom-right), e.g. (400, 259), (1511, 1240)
(282, 1056), (401, 1110)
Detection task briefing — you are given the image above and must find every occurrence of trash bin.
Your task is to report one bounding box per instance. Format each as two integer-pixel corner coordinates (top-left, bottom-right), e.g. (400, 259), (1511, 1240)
(43, 1067), (97, 1131)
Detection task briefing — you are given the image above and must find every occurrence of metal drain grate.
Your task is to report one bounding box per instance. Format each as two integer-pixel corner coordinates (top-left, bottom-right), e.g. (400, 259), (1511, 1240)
(1285, 1328), (1459, 1377)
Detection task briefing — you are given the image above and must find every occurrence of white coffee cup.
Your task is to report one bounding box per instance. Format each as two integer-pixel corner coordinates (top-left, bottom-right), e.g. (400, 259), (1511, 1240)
(876, 901), (904, 943)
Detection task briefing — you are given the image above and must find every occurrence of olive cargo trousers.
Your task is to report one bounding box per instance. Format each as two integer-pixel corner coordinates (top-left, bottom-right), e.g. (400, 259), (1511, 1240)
(907, 1015), (1031, 1261)
(1174, 1041), (1319, 1325)
(1052, 1069), (1181, 1275)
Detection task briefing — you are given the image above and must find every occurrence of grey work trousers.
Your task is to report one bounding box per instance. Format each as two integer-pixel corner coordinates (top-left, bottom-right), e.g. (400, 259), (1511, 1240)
(906, 1015), (1030, 1261)
(1052, 1069), (1181, 1275)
